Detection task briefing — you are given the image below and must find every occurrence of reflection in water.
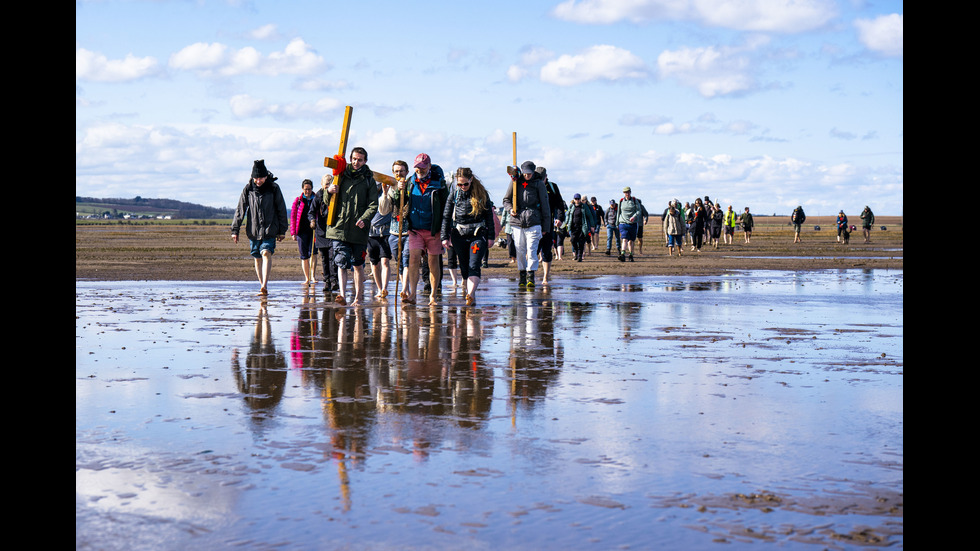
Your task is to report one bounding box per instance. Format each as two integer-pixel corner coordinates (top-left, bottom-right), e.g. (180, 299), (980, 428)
(77, 275), (903, 549)
(506, 300), (563, 423)
(282, 303), (501, 509)
(230, 302), (287, 421)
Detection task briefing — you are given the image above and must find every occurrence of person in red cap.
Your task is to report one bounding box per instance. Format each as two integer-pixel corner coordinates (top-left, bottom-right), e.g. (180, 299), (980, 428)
(387, 153), (448, 305)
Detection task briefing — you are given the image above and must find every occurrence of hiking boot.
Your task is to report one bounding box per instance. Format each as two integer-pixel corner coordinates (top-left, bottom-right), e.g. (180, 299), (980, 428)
(618, 252), (625, 262)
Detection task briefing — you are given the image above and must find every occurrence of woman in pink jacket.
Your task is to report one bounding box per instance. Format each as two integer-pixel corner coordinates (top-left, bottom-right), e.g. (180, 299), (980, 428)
(290, 179), (317, 285)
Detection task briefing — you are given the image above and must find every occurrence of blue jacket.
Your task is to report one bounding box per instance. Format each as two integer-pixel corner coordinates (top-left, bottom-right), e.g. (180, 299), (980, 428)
(388, 165), (448, 236)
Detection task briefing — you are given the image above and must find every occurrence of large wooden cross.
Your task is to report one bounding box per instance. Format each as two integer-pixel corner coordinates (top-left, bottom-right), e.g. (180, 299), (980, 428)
(506, 131), (518, 215)
(322, 105), (396, 226)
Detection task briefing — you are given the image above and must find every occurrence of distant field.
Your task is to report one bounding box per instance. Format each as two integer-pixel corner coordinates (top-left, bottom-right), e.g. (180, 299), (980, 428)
(77, 216), (902, 282)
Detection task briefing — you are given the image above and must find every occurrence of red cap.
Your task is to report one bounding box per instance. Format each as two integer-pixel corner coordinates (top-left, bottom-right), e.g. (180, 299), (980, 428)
(413, 153), (431, 169)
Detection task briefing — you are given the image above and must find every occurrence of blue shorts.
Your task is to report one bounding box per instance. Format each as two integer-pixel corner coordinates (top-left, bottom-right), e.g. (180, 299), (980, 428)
(618, 223), (637, 242)
(667, 234), (681, 248)
(330, 239), (367, 269)
(249, 238), (277, 258)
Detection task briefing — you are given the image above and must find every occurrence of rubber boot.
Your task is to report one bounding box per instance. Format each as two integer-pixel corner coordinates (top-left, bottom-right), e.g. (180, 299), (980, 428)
(526, 270), (535, 288)
(519, 270), (527, 287)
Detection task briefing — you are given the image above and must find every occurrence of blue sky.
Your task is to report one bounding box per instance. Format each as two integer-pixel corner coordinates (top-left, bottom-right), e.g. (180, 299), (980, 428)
(76, 0), (902, 216)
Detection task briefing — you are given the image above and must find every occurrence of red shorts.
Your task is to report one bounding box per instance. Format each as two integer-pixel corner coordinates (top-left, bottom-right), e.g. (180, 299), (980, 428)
(409, 230), (444, 255)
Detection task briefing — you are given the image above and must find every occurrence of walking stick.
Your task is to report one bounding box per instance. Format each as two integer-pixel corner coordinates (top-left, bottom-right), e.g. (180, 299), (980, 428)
(310, 218), (318, 287)
(511, 132), (518, 216)
(395, 180), (404, 307)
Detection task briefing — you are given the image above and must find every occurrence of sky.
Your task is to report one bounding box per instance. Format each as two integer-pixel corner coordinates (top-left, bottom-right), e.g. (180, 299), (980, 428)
(76, 0), (903, 216)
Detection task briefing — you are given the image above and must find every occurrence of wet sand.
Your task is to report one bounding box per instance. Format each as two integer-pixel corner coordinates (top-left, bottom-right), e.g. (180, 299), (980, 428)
(76, 268), (902, 549)
(75, 216), (902, 281)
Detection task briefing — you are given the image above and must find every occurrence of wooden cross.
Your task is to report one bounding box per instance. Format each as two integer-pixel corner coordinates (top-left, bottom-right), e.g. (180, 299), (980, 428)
(322, 105), (396, 225)
(506, 131), (518, 215)
(323, 105), (353, 226)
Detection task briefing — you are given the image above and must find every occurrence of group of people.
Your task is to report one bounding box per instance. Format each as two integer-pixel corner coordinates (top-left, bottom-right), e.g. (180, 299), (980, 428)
(790, 204), (877, 245)
(833, 206), (876, 244)
(231, 154), (878, 302)
(496, 182), (654, 266)
(232, 153), (500, 306)
(658, 198), (754, 255)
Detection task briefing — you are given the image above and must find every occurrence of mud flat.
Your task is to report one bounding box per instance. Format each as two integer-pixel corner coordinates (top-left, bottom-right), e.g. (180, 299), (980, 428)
(76, 216), (902, 281)
(76, 269), (902, 549)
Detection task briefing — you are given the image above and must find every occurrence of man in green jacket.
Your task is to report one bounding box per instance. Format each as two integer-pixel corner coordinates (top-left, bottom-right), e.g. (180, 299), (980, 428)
(616, 187), (647, 262)
(320, 147), (379, 306)
(860, 206), (875, 243)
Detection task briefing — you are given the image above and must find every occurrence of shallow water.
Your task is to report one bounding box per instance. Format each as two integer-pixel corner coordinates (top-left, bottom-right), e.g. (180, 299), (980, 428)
(76, 270), (903, 550)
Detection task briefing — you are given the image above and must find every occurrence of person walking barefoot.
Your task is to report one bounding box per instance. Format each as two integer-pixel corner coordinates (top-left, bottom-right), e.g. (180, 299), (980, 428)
(232, 160), (289, 296)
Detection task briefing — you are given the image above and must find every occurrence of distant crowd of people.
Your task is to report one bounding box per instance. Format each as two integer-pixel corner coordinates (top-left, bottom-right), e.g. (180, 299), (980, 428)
(231, 153), (879, 301)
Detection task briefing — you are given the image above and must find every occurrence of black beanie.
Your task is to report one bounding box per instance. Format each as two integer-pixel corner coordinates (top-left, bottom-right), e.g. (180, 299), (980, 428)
(252, 159), (269, 179)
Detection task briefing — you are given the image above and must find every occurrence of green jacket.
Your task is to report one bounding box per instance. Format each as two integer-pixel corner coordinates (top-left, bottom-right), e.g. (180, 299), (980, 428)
(860, 207), (875, 227)
(617, 197), (647, 225)
(561, 200), (597, 232)
(320, 165), (379, 245)
(739, 211), (754, 231)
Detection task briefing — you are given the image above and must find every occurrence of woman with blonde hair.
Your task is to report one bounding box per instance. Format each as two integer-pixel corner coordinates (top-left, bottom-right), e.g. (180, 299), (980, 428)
(441, 168), (497, 305)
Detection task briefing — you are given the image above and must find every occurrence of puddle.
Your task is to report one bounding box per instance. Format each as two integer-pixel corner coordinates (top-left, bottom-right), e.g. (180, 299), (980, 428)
(77, 271), (903, 549)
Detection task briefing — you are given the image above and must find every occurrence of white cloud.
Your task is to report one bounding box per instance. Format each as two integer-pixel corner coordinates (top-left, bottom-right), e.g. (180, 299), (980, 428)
(268, 38), (327, 74)
(230, 94), (342, 121)
(855, 14), (903, 57)
(247, 24), (280, 40)
(552, 0), (837, 33)
(695, 0), (837, 33)
(657, 44), (755, 97)
(76, 48), (161, 82)
(168, 38), (326, 77)
(168, 42), (231, 72)
(507, 65), (527, 82)
(552, 0), (692, 24)
(75, 120), (902, 213)
(540, 45), (649, 86)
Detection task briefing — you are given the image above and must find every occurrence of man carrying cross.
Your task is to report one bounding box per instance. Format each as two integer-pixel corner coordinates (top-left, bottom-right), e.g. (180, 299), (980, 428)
(316, 146), (380, 306)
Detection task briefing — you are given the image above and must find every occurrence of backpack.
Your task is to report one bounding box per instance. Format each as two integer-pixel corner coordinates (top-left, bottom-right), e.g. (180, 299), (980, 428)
(546, 181), (565, 222)
(491, 202), (502, 238)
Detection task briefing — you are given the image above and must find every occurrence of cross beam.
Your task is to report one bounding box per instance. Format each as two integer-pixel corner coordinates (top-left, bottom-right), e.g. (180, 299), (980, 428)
(323, 106), (354, 226)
